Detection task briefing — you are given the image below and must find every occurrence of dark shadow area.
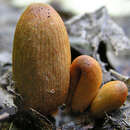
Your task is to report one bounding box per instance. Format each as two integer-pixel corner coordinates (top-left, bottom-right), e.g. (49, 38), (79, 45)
(71, 47), (81, 62)
(97, 41), (113, 70)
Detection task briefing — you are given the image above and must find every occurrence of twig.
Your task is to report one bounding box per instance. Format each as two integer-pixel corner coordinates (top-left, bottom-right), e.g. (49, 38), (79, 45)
(0, 112), (9, 121)
(121, 120), (130, 128)
(104, 113), (130, 129)
(110, 69), (130, 86)
(30, 108), (54, 127)
(9, 122), (13, 130)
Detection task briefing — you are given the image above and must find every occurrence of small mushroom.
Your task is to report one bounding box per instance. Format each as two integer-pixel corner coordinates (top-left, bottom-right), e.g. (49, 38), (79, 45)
(90, 81), (128, 118)
(66, 55), (102, 112)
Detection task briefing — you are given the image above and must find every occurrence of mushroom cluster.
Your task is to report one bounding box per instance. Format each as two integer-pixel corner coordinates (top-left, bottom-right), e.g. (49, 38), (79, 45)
(66, 55), (128, 118)
(12, 3), (128, 118)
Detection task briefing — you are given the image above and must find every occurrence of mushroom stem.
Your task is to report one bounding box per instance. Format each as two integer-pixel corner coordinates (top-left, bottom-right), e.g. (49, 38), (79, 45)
(66, 55), (102, 112)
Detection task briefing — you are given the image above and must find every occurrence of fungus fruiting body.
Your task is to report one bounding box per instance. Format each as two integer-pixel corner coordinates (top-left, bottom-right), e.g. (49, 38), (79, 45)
(12, 3), (71, 115)
(90, 81), (128, 118)
(66, 55), (103, 112)
(12, 3), (128, 117)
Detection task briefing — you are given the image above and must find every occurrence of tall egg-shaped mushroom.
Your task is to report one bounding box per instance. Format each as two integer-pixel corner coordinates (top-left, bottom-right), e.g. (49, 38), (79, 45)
(12, 3), (71, 115)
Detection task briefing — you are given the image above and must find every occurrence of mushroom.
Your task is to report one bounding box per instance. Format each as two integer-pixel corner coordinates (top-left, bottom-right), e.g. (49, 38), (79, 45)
(12, 3), (71, 115)
(66, 55), (102, 112)
(90, 80), (128, 118)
